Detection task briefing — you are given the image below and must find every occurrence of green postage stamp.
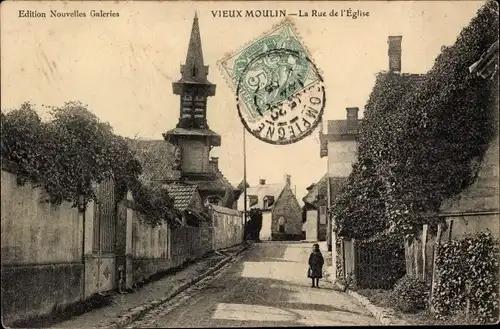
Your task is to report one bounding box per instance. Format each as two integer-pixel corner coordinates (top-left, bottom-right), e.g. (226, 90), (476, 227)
(218, 19), (325, 145)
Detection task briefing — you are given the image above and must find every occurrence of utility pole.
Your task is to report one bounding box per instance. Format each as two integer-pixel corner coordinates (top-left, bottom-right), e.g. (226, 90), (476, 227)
(243, 127), (248, 241)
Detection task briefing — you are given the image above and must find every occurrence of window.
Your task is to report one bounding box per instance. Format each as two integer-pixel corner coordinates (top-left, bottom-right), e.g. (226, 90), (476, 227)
(263, 196), (275, 209)
(205, 196), (222, 207)
(248, 195), (258, 207)
(319, 206), (327, 224)
(278, 216), (285, 233)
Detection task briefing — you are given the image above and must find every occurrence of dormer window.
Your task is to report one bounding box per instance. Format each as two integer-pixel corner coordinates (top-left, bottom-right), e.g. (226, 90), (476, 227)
(263, 196), (275, 209)
(248, 195), (258, 207)
(205, 195), (222, 207)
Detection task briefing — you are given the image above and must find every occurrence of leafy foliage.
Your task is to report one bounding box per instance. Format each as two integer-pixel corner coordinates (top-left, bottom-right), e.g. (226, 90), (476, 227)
(391, 276), (431, 313)
(1, 102), (178, 226)
(245, 208), (263, 240)
(129, 180), (181, 228)
(332, 0), (499, 239)
(432, 231), (499, 324)
(330, 163), (388, 240)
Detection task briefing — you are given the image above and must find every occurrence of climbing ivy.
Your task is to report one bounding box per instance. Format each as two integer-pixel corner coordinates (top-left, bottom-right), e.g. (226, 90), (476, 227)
(332, 0), (499, 239)
(432, 231), (499, 323)
(1, 101), (178, 226)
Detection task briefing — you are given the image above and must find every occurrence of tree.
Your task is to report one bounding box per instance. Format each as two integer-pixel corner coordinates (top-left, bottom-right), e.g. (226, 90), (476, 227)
(246, 208), (263, 241)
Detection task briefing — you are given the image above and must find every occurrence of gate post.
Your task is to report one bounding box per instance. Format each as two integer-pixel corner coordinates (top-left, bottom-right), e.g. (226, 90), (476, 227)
(83, 199), (95, 298)
(124, 190), (134, 289)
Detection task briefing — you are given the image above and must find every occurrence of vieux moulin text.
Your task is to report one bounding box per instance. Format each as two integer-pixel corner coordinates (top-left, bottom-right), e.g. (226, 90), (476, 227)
(211, 10), (287, 18)
(211, 9), (370, 19)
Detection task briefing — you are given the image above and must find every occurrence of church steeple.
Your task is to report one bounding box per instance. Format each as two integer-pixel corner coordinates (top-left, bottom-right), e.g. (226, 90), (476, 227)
(180, 12), (208, 84)
(173, 13), (215, 93)
(164, 13), (221, 178)
(172, 13), (216, 129)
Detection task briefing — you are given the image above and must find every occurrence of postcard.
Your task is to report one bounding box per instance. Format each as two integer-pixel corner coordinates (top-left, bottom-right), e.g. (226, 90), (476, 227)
(1, 0), (498, 327)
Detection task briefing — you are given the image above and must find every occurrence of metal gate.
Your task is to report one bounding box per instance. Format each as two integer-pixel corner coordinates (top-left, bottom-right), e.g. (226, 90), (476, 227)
(354, 239), (406, 289)
(86, 178), (117, 295)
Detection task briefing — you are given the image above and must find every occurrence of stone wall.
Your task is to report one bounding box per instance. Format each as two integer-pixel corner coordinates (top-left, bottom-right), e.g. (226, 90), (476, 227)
(303, 210), (318, 241)
(1, 168), (84, 326)
(439, 134), (499, 238)
(327, 140), (357, 176)
(129, 205), (205, 284)
(271, 186), (303, 240)
(210, 205), (243, 250)
(260, 212), (273, 240)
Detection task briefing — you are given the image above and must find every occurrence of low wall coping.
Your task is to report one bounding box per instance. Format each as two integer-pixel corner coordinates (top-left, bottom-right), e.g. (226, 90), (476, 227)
(210, 205), (241, 216)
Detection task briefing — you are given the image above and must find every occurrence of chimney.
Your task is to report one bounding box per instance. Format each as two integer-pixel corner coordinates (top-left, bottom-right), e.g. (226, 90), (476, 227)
(346, 107), (359, 131)
(285, 174), (291, 187)
(209, 157), (219, 172)
(388, 36), (402, 73)
(346, 107), (359, 121)
(259, 179), (266, 185)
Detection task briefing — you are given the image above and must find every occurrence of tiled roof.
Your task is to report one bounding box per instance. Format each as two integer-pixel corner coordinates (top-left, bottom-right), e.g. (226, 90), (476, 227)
(189, 170), (235, 191)
(327, 120), (362, 135)
(164, 183), (198, 211)
(127, 139), (235, 192)
(127, 139), (176, 182)
(303, 174), (329, 206)
(237, 183), (285, 211)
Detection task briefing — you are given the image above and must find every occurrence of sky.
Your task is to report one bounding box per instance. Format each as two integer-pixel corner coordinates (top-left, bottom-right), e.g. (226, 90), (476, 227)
(1, 0), (485, 204)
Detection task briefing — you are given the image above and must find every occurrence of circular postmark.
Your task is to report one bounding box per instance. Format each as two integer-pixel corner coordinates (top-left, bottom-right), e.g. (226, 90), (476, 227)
(236, 48), (325, 145)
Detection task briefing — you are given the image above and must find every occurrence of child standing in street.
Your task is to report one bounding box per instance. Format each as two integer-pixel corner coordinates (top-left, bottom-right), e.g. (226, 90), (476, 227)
(308, 243), (324, 288)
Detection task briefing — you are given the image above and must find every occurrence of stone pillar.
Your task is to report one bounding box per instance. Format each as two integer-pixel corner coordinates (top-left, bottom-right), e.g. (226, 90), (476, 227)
(330, 228), (338, 283)
(125, 190), (134, 289)
(83, 199), (95, 298)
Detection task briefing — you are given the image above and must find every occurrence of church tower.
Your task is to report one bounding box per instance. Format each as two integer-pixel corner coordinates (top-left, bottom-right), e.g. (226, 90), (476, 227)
(163, 14), (222, 179)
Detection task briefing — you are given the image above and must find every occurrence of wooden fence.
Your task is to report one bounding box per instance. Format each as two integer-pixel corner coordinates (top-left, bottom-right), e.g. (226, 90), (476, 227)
(406, 213), (500, 282)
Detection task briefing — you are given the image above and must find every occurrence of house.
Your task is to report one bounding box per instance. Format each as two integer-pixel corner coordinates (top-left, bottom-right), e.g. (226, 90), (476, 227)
(437, 40), (499, 240)
(237, 176), (303, 241)
(319, 35), (426, 283)
(302, 174), (328, 241)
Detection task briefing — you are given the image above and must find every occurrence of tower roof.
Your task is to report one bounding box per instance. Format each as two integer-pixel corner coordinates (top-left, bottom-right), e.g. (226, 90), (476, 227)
(178, 14), (210, 84)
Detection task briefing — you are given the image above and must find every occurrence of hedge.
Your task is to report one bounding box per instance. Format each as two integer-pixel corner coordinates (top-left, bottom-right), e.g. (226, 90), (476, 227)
(432, 231), (499, 324)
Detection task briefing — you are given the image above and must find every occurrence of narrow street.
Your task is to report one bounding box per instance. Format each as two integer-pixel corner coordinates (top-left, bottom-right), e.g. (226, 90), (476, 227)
(128, 242), (379, 327)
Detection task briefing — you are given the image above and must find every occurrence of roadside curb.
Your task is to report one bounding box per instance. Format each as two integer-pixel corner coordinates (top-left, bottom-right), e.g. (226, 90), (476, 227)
(344, 289), (403, 326)
(324, 271), (406, 326)
(105, 242), (251, 329)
